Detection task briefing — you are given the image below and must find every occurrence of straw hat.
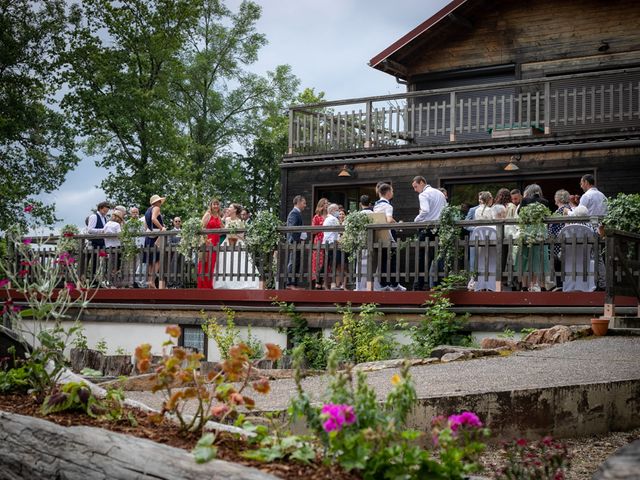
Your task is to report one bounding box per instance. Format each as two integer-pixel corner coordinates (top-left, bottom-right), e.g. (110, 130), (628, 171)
(111, 209), (125, 221)
(149, 194), (166, 206)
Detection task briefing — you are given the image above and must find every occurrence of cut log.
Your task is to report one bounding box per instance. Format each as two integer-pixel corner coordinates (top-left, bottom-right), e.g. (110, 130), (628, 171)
(0, 410), (278, 480)
(101, 354), (133, 376)
(69, 348), (104, 372)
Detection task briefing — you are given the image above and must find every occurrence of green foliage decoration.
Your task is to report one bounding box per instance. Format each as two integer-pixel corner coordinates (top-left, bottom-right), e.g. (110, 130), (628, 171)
(517, 202), (551, 246)
(245, 210), (282, 277)
(339, 211), (372, 257)
(437, 205), (463, 272)
(603, 193), (640, 234)
(120, 218), (144, 260)
(177, 217), (203, 258)
(56, 225), (81, 255)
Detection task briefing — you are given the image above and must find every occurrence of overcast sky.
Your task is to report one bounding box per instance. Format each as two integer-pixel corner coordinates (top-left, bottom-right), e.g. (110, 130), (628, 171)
(42, 0), (450, 228)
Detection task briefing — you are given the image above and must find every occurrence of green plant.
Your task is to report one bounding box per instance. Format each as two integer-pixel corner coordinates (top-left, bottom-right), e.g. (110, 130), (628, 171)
(520, 327), (538, 336)
(245, 211), (282, 277)
(290, 349), (488, 479)
(0, 348), (30, 393)
(517, 202), (551, 246)
(274, 300), (333, 369)
(135, 325), (282, 435)
(95, 338), (108, 354)
(80, 367), (103, 377)
(115, 346), (126, 355)
(495, 436), (571, 480)
(437, 205), (463, 272)
(177, 217), (203, 258)
(201, 307), (262, 361)
(41, 380), (133, 423)
(603, 193), (640, 233)
(120, 217), (145, 260)
(410, 277), (471, 357)
(240, 413), (316, 464)
(339, 211), (372, 257)
(73, 327), (88, 350)
(498, 328), (516, 339)
(332, 303), (397, 364)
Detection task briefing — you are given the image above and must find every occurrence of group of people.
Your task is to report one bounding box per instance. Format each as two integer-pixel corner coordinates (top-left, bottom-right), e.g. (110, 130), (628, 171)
(85, 195), (253, 289)
(284, 173), (607, 292)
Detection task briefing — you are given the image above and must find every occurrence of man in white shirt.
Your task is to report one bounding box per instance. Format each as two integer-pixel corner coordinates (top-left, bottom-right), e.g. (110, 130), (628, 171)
(129, 206), (147, 288)
(579, 174), (607, 217)
(412, 176), (447, 290)
(373, 184), (406, 292)
(321, 204), (345, 290)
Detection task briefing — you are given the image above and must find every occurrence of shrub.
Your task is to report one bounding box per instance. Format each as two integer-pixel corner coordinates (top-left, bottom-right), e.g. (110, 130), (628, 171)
(201, 307), (262, 360)
(290, 349), (488, 479)
(603, 192), (640, 234)
(410, 277), (472, 357)
(495, 436), (571, 480)
(332, 303), (397, 364)
(135, 325), (282, 435)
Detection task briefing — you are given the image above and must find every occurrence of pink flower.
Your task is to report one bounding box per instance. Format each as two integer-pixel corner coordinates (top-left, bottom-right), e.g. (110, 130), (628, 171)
(24, 205), (33, 213)
(22, 238), (32, 245)
(0, 279), (9, 288)
(541, 436), (554, 446)
(18, 269), (29, 278)
(447, 411), (483, 432)
(65, 282), (76, 293)
(516, 438), (528, 447)
(321, 403), (357, 433)
(63, 232), (74, 238)
(56, 252), (76, 266)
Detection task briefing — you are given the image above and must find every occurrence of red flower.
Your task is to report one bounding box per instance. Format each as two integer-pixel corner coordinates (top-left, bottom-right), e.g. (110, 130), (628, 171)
(65, 282), (76, 293)
(24, 205), (33, 213)
(63, 232), (74, 238)
(18, 269), (29, 277)
(98, 250), (108, 258)
(0, 279), (9, 288)
(516, 438), (528, 447)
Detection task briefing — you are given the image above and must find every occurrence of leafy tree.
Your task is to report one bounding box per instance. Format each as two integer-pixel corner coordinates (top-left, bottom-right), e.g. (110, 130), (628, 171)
(61, 0), (202, 211)
(0, 0), (79, 229)
(173, 0), (299, 214)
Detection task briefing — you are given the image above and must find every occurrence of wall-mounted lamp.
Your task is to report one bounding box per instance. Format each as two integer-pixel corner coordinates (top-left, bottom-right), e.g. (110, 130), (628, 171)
(338, 165), (353, 177)
(504, 154), (520, 171)
(598, 41), (610, 53)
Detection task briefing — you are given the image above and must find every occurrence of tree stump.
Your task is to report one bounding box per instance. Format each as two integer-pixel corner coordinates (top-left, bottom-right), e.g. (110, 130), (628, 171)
(69, 348), (104, 372)
(101, 355), (133, 376)
(0, 410), (278, 480)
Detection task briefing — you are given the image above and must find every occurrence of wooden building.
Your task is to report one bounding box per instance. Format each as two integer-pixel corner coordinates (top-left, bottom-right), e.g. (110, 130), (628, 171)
(280, 0), (640, 221)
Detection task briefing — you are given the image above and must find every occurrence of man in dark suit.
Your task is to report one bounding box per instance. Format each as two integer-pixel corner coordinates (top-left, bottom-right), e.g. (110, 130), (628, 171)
(286, 195), (307, 289)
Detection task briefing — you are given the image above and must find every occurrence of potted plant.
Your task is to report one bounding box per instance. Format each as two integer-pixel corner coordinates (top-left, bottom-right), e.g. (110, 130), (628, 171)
(590, 317), (610, 336)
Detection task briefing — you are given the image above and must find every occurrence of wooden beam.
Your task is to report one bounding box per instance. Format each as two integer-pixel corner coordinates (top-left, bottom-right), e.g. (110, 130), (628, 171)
(447, 12), (473, 29)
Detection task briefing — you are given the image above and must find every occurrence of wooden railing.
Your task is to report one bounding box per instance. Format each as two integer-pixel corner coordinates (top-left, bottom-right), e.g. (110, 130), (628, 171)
(8, 217), (625, 293)
(604, 229), (640, 317)
(287, 67), (640, 155)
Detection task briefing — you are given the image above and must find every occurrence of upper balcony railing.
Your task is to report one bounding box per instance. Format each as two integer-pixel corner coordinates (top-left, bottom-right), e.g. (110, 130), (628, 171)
(286, 67), (640, 156)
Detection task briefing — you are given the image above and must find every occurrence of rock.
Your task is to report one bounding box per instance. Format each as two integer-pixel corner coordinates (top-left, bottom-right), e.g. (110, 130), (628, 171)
(430, 345), (503, 360)
(441, 351), (472, 362)
(523, 325), (593, 345)
(353, 358), (439, 372)
(593, 439), (640, 480)
(480, 338), (522, 351)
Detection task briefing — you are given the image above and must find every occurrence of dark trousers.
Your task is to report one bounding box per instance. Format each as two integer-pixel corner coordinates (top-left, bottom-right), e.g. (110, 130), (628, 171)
(379, 245), (399, 288)
(286, 243), (302, 286)
(414, 229), (439, 290)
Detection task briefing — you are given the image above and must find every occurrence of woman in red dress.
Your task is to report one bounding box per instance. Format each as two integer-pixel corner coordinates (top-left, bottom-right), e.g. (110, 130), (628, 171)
(197, 199), (222, 289)
(311, 198), (328, 289)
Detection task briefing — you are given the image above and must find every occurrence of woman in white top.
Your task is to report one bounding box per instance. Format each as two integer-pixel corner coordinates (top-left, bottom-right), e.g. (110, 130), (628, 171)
(322, 203), (344, 290)
(474, 191), (494, 221)
(103, 209), (124, 287)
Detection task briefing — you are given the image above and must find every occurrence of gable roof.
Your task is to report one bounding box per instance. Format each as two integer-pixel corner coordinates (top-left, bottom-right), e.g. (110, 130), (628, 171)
(369, 0), (470, 74)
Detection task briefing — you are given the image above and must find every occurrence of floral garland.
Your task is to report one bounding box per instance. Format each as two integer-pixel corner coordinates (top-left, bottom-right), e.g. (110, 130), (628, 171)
(120, 218), (144, 260)
(517, 202), (551, 245)
(56, 224), (80, 255)
(245, 211), (282, 268)
(603, 193), (640, 234)
(339, 211), (372, 256)
(177, 217), (203, 259)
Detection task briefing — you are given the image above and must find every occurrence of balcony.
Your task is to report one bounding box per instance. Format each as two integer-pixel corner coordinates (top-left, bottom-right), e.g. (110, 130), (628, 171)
(286, 67), (640, 158)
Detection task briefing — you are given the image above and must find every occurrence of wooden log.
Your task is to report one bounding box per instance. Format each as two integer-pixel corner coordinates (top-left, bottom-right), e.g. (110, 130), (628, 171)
(69, 348), (104, 373)
(0, 410), (278, 480)
(101, 355), (133, 376)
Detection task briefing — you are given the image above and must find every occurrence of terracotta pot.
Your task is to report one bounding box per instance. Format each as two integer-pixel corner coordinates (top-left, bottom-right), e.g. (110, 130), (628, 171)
(591, 318), (610, 336)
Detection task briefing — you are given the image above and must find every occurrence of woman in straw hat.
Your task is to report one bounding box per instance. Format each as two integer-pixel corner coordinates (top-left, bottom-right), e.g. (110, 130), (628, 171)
(144, 194), (166, 288)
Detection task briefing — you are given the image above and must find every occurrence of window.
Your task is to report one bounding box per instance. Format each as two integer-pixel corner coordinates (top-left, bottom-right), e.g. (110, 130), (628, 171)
(179, 325), (207, 357)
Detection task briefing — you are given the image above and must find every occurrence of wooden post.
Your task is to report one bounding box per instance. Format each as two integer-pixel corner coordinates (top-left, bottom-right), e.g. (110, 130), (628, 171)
(449, 91), (457, 142)
(364, 101), (372, 148)
(544, 82), (551, 134)
(288, 109), (294, 154)
(495, 222), (504, 292)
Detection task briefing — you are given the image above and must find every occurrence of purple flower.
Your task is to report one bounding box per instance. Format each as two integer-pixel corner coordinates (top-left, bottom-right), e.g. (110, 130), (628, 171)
(321, 403), (357, 433)
(24, 205), (33, 213)
(0, 279), (9, 288)
(447, 411), (483, 432)
(22, 238), (32, 245)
